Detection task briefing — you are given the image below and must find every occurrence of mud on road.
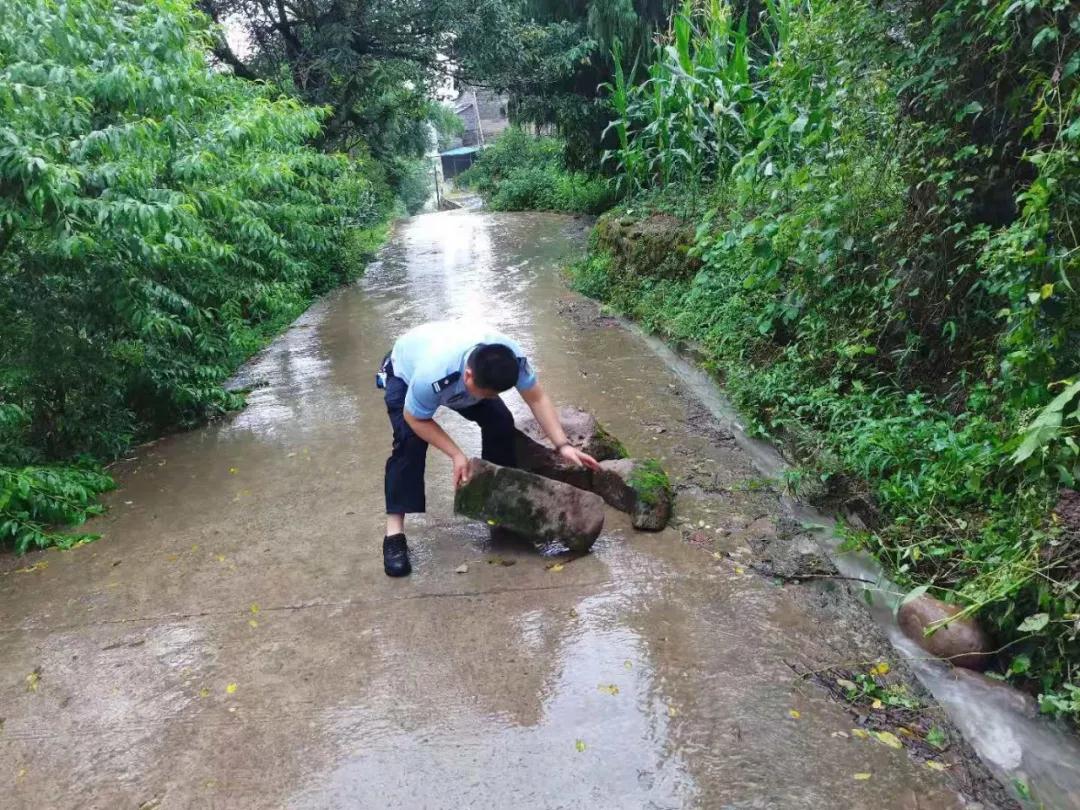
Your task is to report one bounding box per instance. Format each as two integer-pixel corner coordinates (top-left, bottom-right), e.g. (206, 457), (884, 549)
(0, 211), (1009, 809)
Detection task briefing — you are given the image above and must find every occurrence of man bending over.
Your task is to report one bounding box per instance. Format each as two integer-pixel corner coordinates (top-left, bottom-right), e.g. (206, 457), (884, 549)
(379, 320), (600, 577)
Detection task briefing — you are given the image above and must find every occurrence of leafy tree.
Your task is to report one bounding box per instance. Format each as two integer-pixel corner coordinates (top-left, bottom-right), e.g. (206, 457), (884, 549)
(197, 0), (518, 160)
(0, 0), (388, 550)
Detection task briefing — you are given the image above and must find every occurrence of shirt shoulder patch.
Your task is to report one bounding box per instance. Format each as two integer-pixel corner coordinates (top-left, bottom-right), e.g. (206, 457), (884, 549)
(431, 371), (461, 394)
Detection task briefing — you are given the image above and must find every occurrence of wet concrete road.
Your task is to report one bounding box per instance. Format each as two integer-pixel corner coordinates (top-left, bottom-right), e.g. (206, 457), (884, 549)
(0, 212), (974, 808)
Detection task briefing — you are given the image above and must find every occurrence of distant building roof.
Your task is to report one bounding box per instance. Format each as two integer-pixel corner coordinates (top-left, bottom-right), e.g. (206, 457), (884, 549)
(440, 146), (481, 157)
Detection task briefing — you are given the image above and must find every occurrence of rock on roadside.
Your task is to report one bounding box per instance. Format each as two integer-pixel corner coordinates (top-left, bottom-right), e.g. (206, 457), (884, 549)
(517, 406), (626, 461)
(592, 458), (673, 531)
(454, 458), (605, 552)
(897, 595), (992, 671)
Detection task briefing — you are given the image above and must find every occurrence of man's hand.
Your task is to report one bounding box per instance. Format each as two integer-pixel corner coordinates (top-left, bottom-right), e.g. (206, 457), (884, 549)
(559, 443), (601, 471)
(452, 453), (471, 489)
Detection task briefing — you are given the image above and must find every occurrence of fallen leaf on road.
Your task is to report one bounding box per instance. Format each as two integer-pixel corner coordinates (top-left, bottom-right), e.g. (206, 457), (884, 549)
(624, 660), (633, 669)
(668, 705), (679, 717)
(14, 561), (48, 574)
(870, 662), (890, 676)
(548, 563), (565, 572)
(598, 684), (619, 696)
(851, 729), (869, 739)
(248, 619), (258, 628)
(199, 687), (210, 698)
(226, 683), (237, 695)
(25, 669), (40, 692)
(872, 731), (903, 750)
(575, 740), (586, 752)
(250, 603), (259, 615)
(926, 761), (950, 772)
(734, 566), (745, 575)
(455, 564), (469, 574)
(229, 467), (237, 474)
(788, 709), (801, 719)
(216, 555), (226, 563)
(853, 773), (871, 781)
(16, 768), (27, 780)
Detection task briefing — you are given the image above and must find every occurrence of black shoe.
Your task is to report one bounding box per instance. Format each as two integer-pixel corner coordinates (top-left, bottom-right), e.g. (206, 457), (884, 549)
(383, 533), (412, 577)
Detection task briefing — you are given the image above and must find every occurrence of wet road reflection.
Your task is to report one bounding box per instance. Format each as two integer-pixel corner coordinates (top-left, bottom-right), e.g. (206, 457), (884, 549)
(0, 211), (971, 809)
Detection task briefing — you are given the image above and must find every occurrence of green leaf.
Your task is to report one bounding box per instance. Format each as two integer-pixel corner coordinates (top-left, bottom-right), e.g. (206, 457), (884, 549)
(1017, 613), (1049, 633)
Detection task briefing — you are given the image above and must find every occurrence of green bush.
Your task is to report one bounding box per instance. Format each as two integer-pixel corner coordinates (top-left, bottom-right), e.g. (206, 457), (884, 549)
(0, 0), (392, 551)
(458, 128), (614, 214)
(582, 0), (1079, 720)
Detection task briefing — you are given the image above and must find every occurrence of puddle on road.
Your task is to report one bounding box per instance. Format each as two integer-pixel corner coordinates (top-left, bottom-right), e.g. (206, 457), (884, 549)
(0, 210), (1037, 809)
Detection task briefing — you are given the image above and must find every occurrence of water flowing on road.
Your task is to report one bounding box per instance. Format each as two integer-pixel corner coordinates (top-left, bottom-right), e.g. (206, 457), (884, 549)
(0, 210), (1051, 808)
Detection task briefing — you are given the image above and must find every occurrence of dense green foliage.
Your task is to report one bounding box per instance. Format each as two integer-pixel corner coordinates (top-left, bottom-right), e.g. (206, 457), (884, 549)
(198, 0), (512, 160)
(573, 0), (1079, 719)
(471, 1), (674, 167)
(0, 0), (391, 552)
(457, 128), (614, 214)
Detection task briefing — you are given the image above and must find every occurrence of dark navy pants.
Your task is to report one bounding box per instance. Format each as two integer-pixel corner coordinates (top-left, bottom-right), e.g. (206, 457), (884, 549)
(384, 369), (517, 514)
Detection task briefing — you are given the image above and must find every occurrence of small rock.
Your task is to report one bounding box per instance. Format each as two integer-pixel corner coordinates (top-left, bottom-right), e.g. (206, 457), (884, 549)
(897, 595), (992, 671)
(454, 459), (605, 552)
(593, 458), (673, 531)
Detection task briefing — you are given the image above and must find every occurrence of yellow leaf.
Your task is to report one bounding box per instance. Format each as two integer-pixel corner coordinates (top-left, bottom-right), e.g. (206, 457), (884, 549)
(16, 768), (27, 780)
(872, 731), (903, 750)
(228, 467), (238, 474)
(575, 740), (586, 752)
(870, 662), (890, 676)
(248, 619), (258, 629)
(226, 683), (237, 695)
(199, 687), (210, 698)
(25, 670), (39, 692)
(1041, 283), (1054, 300)
(668, 705), (679, 717)
(216, 555), (226, 563)
(250, 603), (260, 614)
(624, 660), (633, 669)
(486, 519), (496, 525)
(549, 563), (565, 572)
(788, 709), (801, 719)
(926, 761), (950, 772)
(851, 729), (869, 739)
(734, 566), (745, 575)
(871, 699), (883, 709)
(853, 773), (872, 781)
(598, 684), (620, 696)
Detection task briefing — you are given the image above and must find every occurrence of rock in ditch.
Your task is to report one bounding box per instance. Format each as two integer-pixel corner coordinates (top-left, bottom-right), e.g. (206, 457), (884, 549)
(897, 595), (992, 671)
(454, 458), (605, 552)
(592, 458), (673, 531)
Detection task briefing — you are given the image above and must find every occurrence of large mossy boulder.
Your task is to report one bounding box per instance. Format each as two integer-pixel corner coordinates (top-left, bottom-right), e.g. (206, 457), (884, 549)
(454, 459), (605, 552)
(593, 458), (673, 531)
(514, 406), (626, 490)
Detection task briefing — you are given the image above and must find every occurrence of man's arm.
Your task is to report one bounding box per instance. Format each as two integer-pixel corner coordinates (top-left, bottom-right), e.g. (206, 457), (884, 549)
(403, 411), (472, 488)
(520, 382), (601, 470)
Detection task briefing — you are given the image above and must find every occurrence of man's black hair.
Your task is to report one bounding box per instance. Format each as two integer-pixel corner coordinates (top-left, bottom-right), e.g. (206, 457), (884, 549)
(468, 343), (519, 392)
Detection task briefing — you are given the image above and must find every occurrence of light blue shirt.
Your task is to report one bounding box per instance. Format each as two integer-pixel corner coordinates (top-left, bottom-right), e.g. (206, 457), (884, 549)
(390, 321), (538, 418)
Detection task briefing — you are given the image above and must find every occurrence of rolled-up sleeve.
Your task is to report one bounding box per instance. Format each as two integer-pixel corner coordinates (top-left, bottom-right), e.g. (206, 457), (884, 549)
(404, 381), (438, 419)
(516, 357), (538, 392)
